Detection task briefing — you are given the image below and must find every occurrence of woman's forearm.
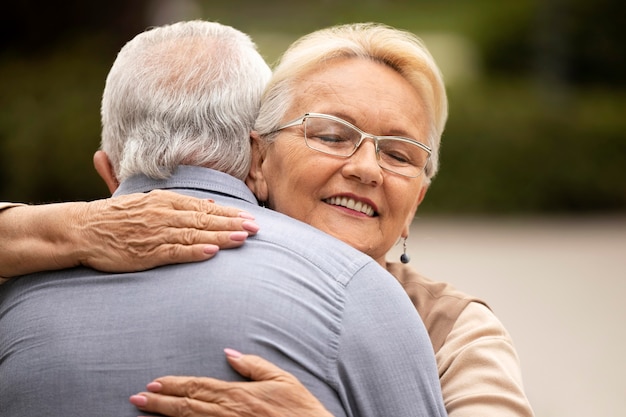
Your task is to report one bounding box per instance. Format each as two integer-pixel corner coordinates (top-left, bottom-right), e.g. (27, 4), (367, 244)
(0, 190), (259, 280)
(0, 202), (87, 278)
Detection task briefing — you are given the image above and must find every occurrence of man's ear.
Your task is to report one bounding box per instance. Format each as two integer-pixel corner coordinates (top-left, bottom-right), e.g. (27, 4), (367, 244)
(245, 131), (269, 202)
(93, 150), (119, 194)
(401, 183), (429, 238)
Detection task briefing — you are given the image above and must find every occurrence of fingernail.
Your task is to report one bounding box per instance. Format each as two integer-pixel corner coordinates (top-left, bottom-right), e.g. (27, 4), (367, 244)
(238, 212), (255, 220)
(146, 381), (162, 392)
(129, 394), (148, 407)
(229, 231), (248, 242)
(203, 244), (219, 254)
(242, 220), (260, 233)
(224, 348), (242, 359)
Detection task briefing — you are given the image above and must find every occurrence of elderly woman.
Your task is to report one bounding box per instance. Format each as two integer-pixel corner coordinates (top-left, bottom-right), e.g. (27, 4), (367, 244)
(0, 23), (533, 417)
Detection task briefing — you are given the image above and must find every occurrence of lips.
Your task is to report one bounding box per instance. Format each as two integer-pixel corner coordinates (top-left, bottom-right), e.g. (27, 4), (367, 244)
(324, 196), (376, 217)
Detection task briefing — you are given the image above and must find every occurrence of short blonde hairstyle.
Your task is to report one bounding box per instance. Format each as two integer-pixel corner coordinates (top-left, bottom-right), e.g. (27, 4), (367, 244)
(255, 22), (448, 180)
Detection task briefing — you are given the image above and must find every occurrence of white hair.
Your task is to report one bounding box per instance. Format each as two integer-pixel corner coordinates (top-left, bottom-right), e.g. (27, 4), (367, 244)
(254, 23), (447, 181)
(101, 20), (271, 182)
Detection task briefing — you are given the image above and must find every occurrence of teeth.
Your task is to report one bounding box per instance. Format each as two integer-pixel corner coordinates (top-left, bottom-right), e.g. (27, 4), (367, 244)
(325, 196), (375, 217)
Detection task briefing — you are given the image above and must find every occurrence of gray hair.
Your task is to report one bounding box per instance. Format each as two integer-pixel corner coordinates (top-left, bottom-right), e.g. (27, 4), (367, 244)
(254, 22), (447, 180)
(101, 20), (271, 182)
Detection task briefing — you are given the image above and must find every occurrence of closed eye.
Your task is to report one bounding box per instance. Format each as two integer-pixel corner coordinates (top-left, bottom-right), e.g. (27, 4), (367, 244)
(381, 150), (412, 165)
(313, 134), (350, 144)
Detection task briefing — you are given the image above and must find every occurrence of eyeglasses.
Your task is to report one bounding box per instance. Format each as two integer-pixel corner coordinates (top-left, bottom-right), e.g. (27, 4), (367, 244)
(270, 113), (431, 178)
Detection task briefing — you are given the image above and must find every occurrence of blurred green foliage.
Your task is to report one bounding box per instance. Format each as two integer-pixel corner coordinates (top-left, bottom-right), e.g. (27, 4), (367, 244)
(1, 0), (624, 214)
(0, 36), (113, 202)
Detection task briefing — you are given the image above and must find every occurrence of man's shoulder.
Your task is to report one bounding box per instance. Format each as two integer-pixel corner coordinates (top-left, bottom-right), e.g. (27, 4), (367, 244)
(248, 208), (390, 287)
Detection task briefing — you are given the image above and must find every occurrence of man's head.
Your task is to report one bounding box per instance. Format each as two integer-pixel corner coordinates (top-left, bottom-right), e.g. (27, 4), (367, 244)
(95, 20), (271, 192)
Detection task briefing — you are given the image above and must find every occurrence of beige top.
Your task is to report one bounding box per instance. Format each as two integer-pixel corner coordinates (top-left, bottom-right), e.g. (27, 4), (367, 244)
(386, 261), (534, 417)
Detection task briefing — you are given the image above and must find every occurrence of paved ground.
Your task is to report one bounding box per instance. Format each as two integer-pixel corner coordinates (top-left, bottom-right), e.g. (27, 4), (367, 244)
(386, 215), (626, 417)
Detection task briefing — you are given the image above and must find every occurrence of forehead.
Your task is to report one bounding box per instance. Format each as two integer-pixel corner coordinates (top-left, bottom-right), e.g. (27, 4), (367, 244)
(291, 58), (428, 138)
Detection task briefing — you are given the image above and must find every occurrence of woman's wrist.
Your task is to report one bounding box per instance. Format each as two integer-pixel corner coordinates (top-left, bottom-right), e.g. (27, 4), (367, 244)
(0, 202), (86, 278)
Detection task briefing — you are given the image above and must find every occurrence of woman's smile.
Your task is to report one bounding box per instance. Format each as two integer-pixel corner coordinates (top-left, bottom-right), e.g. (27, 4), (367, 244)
(323, 195), (377, 217)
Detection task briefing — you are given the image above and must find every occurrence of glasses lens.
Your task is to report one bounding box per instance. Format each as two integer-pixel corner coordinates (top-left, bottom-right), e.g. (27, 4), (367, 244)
(304, 117), (359, 157)
(377, 139), (429, 177)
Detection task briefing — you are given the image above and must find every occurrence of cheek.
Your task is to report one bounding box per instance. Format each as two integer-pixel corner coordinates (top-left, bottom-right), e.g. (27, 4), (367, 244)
(388, 182), (424, 221)
(263, 145), (310, 201)
(270, 143), (322, 181)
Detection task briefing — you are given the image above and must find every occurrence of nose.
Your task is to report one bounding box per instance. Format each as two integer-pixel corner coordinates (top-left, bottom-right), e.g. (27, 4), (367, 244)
(342, 138), (383, 185)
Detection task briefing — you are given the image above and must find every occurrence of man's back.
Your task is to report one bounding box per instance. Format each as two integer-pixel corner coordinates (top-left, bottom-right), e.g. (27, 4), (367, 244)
(0, 167), (445, 417)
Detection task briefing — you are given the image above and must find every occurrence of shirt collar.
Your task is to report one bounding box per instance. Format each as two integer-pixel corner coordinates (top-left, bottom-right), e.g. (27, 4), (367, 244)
(113, 165), (258, 205)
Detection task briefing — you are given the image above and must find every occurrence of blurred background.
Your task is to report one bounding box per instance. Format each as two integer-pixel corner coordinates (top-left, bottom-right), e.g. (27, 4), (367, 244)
(1, 0), (624, 415)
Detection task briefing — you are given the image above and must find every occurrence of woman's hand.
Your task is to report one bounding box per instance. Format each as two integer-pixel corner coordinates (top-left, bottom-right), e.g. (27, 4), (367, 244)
(0, 189), (259, 278)
(129, 349), (333, 417)
(75, 190), (260, 272)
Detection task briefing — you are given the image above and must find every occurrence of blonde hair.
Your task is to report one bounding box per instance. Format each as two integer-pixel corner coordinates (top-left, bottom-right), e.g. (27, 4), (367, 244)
(255, 22), (447, 180)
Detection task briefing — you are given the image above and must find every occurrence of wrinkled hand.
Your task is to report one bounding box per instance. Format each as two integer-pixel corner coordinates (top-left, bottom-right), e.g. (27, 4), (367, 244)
(74, 190), (259, 272)
(129, 350), (333, 417)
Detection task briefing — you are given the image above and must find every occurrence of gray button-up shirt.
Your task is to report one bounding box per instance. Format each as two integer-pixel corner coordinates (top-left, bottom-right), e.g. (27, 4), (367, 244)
(0, 166), (446, 417)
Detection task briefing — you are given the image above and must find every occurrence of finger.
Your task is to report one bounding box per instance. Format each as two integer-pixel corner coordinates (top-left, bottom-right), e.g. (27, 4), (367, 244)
(130, 392), (233, 417)
(226, 352), (296, 382)
(155, 211), (259, 237)
(142, 243), (221, 267)
(126, 226), (252, 252)
(150, 376), (260, 407)
(159, 228), (252, 248)
(150, 375), (230, 401)
(189, 213), (260, 236)
(150, 189), (255, 221)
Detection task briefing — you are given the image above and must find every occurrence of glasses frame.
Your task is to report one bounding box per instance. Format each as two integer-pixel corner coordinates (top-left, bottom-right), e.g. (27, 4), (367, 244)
(269, 112), (432, 178)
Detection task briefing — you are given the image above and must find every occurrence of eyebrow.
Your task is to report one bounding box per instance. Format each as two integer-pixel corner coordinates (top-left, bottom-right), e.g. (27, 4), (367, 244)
(320, 111), (418, 139)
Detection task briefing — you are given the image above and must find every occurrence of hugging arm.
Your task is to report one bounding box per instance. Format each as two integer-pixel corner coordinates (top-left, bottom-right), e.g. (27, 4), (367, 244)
(0, 190), (259, 279)
(130, 351), (333, 417)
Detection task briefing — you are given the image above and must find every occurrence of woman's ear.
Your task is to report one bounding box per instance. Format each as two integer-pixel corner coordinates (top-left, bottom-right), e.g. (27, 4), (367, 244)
(93, 150), (119, 194)
(245, 132), (269, 203)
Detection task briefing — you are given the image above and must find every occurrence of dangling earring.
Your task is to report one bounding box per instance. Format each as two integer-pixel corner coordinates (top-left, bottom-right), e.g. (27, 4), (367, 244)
(400, 237), (410, 264)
